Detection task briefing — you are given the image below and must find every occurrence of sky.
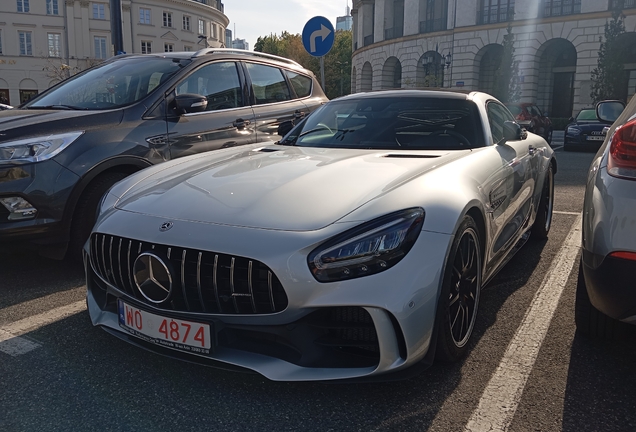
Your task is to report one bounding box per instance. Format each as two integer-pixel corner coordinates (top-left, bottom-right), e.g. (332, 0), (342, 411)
(223, 0), (350, 50)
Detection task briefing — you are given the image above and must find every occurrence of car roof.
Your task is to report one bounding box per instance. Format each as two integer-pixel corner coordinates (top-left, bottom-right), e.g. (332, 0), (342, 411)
(336, 89), (471, 101)
(112, 48), (308, 73)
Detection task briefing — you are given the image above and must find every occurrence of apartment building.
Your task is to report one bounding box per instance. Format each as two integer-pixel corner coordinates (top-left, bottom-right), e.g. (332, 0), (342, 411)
(0, 0), (229, 106)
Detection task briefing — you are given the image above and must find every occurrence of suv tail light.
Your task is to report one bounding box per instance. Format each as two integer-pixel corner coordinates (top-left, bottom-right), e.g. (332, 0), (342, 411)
(607, 119), (636, 180)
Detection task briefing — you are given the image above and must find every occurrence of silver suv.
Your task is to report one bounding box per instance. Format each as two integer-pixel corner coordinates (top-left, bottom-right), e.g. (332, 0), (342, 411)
(576, 97), (636, 337)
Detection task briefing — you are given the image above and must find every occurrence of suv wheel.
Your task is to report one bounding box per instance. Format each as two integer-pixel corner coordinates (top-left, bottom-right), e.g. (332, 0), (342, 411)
(68, 172), (128, 262)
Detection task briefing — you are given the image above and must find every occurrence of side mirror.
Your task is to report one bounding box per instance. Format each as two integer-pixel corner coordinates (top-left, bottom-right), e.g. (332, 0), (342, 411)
(596, 100), (625, 123)
(175, 93), (208, 114)
(502, 121), (523, 143)
(568, 117), (574, 123)
(277, 120), (294, 137)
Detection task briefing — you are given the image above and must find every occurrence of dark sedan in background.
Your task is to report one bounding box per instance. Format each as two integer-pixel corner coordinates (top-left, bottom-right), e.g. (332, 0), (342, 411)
(564, 104), (624, 151)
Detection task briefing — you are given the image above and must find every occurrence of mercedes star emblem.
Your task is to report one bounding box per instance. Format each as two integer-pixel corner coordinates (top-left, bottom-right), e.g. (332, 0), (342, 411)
(159, 221), (174, 232)
(133, 252), (173, 303)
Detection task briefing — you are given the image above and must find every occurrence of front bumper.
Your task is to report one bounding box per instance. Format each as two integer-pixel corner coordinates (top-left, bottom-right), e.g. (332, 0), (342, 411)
(0, 160), (79, 247)
(564, 132), (605, 150)
(85, 210), (453, 381)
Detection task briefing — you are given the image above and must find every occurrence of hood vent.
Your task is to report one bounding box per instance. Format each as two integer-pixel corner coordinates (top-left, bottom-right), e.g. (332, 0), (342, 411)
(255, 147), (282, 153)
(383, 154), (441, 159)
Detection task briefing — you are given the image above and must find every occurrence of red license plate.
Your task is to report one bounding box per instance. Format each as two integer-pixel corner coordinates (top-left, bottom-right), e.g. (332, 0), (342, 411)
(118, 300), (213, 355)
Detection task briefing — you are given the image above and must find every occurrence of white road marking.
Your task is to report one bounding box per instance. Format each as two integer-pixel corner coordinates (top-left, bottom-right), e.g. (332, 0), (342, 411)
(553, 210), (580, 216)
(0, 300), (86, 357)
(465, 214), (582, 432)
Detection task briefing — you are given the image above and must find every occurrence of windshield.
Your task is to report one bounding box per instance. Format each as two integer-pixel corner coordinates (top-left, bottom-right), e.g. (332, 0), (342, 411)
(282, 96), (484, 150)
(26, 57), (189, 110)
(576, 109), (598, 121)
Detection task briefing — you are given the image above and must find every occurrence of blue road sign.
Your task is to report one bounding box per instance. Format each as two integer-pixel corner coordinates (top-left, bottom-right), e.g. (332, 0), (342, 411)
(302, 16), (335, 57)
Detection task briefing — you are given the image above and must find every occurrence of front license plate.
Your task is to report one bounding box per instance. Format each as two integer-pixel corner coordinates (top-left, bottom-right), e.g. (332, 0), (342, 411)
(118, 300), (212, 355)
(587, 136), (604, 141)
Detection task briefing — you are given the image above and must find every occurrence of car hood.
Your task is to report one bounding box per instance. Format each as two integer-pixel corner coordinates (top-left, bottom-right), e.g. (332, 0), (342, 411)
(0, 109), (123, 143)
(114, 145), (468, 231)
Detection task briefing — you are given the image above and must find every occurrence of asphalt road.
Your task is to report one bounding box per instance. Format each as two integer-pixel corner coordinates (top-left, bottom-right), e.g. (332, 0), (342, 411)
(2, 141), (635, 432)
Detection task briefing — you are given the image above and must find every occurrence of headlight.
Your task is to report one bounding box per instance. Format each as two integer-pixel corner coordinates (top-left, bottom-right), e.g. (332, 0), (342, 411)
(566, 127), (581, 135)
(308, 208), (425, 282)
(0, 131), (83, 163)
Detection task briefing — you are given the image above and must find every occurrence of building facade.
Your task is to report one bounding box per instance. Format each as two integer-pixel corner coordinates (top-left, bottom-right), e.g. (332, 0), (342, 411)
(231, 38), (249, 50)
(351, 0), (636, 117)
(0, 0), (229, 106)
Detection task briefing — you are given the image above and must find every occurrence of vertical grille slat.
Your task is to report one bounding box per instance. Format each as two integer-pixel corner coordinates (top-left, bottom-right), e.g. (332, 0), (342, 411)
(181, 249), (190, 311)
(90, 234), (288, 315)
(248, 261), (257, 313)
(196, 252), (206, 312)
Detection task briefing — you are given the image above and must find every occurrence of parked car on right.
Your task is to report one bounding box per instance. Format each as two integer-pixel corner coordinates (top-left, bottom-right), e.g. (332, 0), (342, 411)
(563, 102), (624, 151)
(576, 96), (636, 339)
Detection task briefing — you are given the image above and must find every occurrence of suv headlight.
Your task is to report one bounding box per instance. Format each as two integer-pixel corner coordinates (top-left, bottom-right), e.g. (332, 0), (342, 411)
(308, 208), (425, 282)
(0, 131), (84, 163)
(566, 126), (581, 135)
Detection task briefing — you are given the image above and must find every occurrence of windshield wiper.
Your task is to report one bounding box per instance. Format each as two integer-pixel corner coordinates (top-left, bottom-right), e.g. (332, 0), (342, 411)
(27, 104), (87, 110)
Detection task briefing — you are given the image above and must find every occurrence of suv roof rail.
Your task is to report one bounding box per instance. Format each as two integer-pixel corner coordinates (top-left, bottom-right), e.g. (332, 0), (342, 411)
(191, 48), (301, 67)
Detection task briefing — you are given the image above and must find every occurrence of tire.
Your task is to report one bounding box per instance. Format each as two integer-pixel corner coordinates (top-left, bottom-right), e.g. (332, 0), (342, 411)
(532, 164), (554, 240)
(435, 215), (482, 362)
(67, 172), (128, 262)
(575, 260), (626, 340)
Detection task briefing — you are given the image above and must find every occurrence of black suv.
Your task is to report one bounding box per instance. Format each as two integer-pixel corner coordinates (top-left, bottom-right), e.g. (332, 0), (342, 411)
(0, 49), (327, 259)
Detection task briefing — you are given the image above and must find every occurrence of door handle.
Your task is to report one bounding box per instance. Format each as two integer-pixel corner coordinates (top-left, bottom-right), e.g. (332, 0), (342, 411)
(233, 119), (250, 129)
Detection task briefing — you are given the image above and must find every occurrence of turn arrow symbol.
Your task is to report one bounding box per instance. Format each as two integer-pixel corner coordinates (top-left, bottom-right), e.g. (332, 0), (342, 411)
(310, 24), (332, 53)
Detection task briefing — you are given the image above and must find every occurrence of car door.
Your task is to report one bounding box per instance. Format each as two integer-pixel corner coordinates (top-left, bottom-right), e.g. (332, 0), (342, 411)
(485, 101), (536, 264)
(244, 62), (309, 141)
(166, 61), (256, 159)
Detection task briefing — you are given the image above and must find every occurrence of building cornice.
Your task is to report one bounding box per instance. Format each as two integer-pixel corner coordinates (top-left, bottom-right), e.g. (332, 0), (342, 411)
(157, 0), (230, 27)
(12, 23), (38, 28)
(353, 9), (636, 55)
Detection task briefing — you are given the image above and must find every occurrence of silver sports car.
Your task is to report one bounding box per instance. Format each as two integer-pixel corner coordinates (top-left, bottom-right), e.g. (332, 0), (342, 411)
(86, 90), (556, 381)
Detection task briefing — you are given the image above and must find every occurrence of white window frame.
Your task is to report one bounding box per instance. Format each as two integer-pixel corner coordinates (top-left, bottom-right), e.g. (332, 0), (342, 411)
(48, 33), (61, 57)
(164, 43), (174, 52)
(183, 15), (191, 31)
(139, 8), (151, 25)
(92, 3), (105, 20)
(0, 30), (3, 55)
(46, 0), (59, 15)
(141, 41), (152, 54)
(17, 0), (30, 13)
(198, 19), (205, 35)
(162, 12), (172, 28)
(94, 36), (107, 59)
(18, 31), (32, 56)
(184, 46), (192, 52)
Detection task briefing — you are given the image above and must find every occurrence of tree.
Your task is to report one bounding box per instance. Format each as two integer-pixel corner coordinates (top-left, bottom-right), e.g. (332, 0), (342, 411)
(492, 25), (521, 103)
(255, 30), (352, 99)
(590, 8), (626, 103)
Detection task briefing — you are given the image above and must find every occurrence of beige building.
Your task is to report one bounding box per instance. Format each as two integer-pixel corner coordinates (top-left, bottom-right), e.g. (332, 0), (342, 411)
(351, 0), (636, 118)
(0, 0), (229, 106)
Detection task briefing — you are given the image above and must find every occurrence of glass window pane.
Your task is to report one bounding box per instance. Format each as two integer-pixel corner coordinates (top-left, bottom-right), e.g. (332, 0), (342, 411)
(245, 63), (291, 105)
(175, 62), (243, 110)
(285, 71), (312, 98)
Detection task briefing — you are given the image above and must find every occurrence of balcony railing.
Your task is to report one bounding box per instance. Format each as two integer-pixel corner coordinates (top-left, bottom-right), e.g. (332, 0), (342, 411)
(364, 35), (374, 47)
(419, 18), (447, 34)
(384, 26), (404, 40)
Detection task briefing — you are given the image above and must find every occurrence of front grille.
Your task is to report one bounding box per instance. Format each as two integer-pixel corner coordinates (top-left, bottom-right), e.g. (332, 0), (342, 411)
(90, 233), (288, 315)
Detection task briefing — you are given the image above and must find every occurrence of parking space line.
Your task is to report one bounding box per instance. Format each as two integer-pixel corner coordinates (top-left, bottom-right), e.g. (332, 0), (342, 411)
(553, 210), (580, 216)
(0, 300), (86, 357)
(465, 214), (582, 432)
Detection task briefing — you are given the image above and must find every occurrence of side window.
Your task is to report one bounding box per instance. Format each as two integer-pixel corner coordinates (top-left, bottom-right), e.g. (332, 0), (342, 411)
(175, 62), (243, 110)
(530, 105), (543, 117)
(487, 102), (510, 144)
(285, 70), (312, 98)
(245, 63), (291, 104)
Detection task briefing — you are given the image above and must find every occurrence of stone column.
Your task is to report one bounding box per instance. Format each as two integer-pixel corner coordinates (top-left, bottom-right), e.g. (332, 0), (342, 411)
(79, 0), (91, 59)
(404, 0), (420, 36)
(374, 0), (386, 43)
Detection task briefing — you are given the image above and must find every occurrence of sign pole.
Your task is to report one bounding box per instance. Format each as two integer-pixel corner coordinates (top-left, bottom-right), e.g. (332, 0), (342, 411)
(320, 56), (325, 90)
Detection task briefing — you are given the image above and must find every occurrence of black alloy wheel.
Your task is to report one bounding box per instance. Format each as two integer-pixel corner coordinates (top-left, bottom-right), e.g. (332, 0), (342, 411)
(436, 215), (482, 362)
(532, 164), (554, 240)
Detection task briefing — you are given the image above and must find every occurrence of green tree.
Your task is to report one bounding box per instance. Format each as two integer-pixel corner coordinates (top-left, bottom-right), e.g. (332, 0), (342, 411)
(590, 8), (626, 103)
(255, 30), (352, 99)
(492, 25), (521, 103)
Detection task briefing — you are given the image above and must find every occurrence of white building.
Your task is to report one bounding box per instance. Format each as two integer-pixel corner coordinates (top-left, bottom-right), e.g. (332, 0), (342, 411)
(0, 0), (229, 106)
(351, 0), (636, 118)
